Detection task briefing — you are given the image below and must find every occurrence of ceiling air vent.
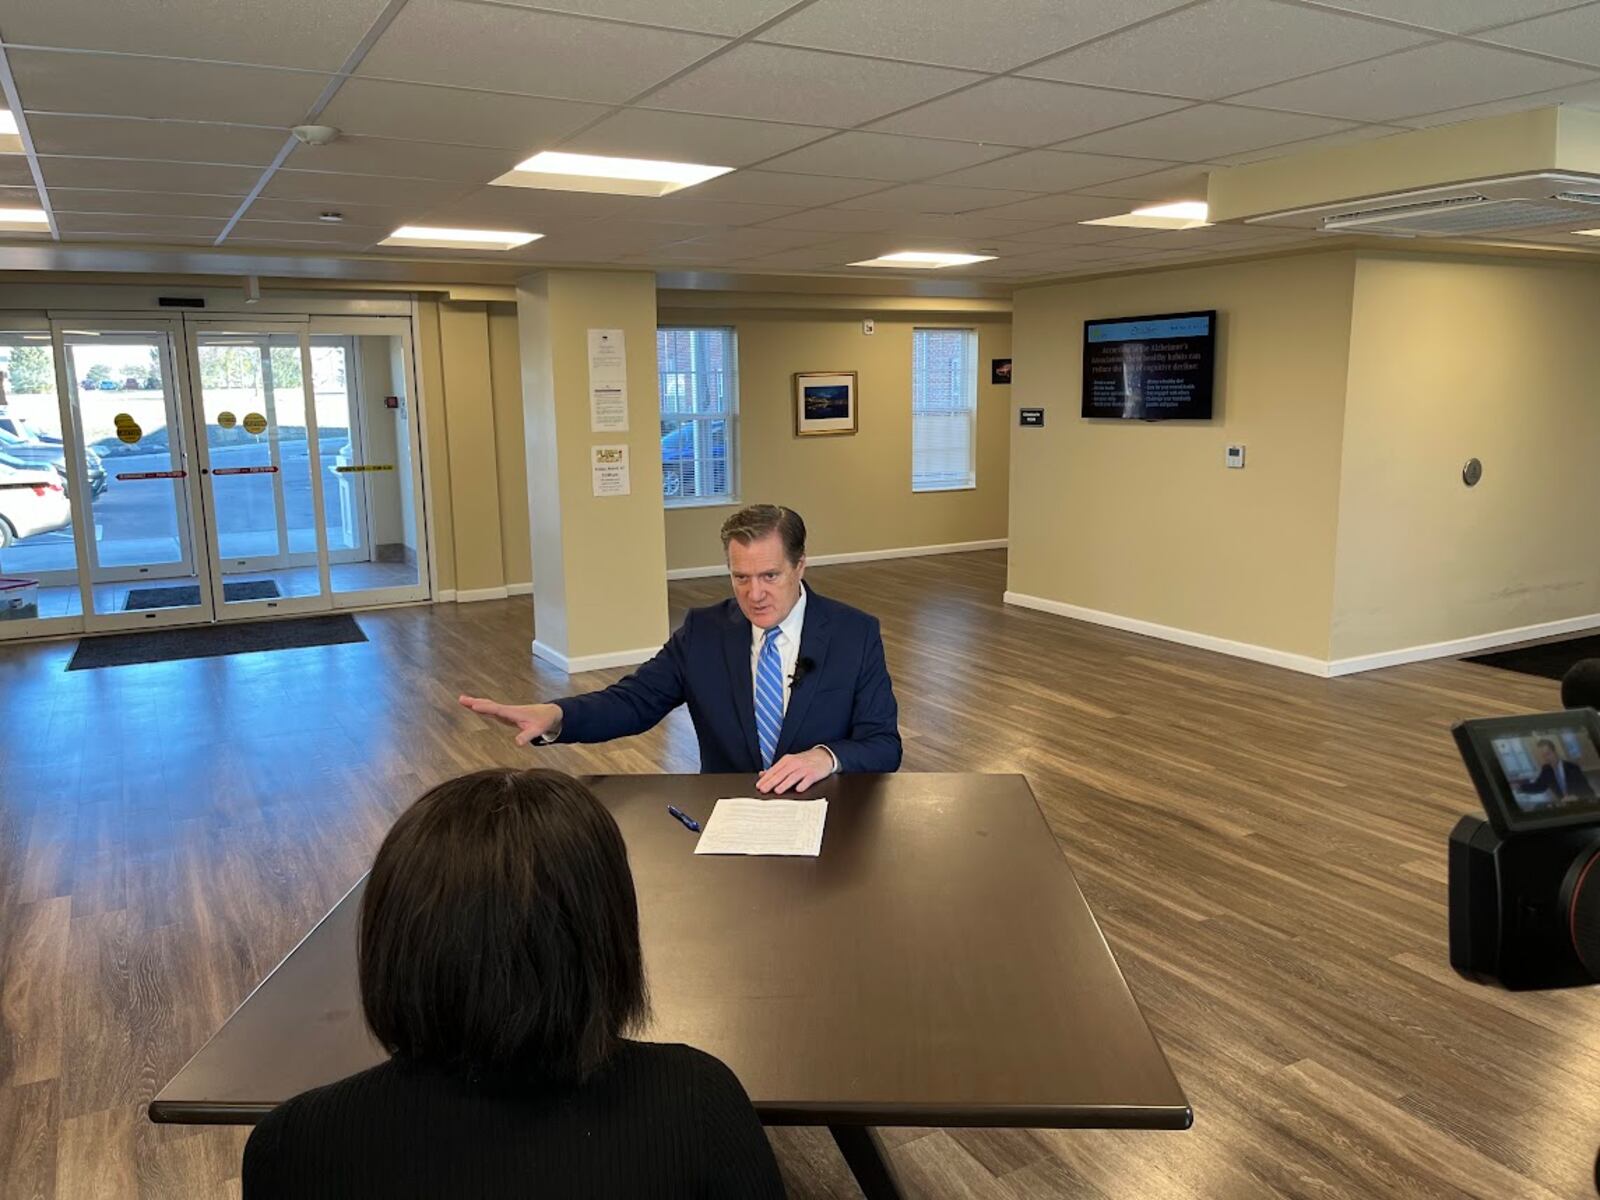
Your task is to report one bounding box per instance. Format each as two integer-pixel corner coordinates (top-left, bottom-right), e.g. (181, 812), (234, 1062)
(1321, 195), (1586, 237)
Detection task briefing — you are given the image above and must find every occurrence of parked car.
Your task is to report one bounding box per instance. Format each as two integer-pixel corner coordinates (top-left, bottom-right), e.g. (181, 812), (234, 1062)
(0, 454), (70, 548)
(0, 424), (106, 496)
(659, 421), (727, 498)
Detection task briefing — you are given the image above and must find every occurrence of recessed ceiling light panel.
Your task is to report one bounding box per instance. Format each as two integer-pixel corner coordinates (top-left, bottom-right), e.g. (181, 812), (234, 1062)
(380, 225), (541, 251)
(1083, 200), (1210, 230)
(848, 250), (997, 269)
(0, 207), (50, 234)
(490, 150), (733, 197)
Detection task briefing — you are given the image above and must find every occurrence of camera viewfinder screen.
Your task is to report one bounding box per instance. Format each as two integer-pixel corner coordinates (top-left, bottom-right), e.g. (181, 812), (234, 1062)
(1490, 723), (1600, 816)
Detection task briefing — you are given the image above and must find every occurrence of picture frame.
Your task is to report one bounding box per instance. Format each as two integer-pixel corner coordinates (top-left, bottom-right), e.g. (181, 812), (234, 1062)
(793, 371), (858, 437)
(992, 358), (1012, 385)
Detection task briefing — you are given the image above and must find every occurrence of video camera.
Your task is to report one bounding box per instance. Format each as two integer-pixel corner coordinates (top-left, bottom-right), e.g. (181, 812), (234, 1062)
(1449, 708), (1600, 989)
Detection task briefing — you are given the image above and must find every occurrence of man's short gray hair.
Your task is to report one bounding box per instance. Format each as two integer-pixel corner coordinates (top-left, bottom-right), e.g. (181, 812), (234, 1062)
(719, 505), (806, 566)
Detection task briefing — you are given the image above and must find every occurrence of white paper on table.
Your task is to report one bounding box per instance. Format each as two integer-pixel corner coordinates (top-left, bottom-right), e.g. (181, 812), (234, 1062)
(693, 797), (827, 857)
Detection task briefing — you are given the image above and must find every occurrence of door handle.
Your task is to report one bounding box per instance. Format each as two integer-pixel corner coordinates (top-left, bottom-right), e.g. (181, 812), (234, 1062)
(201, 467), (209, 475)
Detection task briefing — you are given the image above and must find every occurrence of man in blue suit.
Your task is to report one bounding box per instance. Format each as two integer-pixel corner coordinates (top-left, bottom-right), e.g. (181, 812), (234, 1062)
(459, 505), (901, 794)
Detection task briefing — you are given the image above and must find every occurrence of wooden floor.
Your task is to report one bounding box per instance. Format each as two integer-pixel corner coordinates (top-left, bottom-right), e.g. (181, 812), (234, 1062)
(1, 549), (1594, 1199)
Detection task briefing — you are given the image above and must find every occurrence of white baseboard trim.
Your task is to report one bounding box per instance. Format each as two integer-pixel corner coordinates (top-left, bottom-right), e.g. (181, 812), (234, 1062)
(434, 589), (456, 603)
(532, 639), (658, 674)
(505, 581), (533, 597)
(1327, 611), (1600, 677)
(455, 586), (510, 603)
(667, 537), (1008, 581)
(1002, 591), (1331, 677)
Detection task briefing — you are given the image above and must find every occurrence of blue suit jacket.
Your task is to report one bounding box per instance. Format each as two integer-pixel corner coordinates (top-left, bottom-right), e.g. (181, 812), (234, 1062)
(552, 589), (902, 774)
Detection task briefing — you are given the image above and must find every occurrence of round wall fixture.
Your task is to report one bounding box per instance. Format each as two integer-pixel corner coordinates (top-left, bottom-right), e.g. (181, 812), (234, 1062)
(1463, 457), (1483, 487)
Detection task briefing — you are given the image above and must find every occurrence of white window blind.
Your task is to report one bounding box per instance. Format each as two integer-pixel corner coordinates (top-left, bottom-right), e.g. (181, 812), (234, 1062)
(912, 328), (977, 492)
(657, 327), (738, 507)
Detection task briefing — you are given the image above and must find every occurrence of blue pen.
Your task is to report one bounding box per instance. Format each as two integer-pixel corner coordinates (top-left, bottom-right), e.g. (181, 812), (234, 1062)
(667, 805), (701, 833)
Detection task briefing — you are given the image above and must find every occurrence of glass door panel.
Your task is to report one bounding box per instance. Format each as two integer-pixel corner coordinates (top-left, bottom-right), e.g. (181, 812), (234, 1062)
(0, 329), (83, 635)
(58, 327), (206, 623)
(308, 322), (427, 602)
(190, 326), (329, 615)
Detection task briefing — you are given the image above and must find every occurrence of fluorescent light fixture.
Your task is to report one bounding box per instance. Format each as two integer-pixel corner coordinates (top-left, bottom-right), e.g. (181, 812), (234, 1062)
(0, 111), (16, 135)
(490, 150), (733, 197)
(1082, 200), (1210, 231)
(848, 250), (997, 269)
(1573, 228), (1600, 237)
(0, 112), (21, 156)
(21, 333), (48, 340)
(380, 225), (541, 251)
(0, 206), (49, 233)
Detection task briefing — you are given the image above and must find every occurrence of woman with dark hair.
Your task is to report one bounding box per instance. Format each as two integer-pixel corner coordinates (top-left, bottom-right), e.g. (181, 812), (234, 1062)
(242, 768), (784, 1198)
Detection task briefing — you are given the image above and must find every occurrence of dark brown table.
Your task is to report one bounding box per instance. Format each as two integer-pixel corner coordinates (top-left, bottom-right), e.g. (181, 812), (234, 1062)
(151, 774), (1190, 1198)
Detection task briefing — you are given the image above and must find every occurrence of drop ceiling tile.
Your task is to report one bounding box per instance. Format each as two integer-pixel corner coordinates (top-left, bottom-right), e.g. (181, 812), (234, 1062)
(228, 220), (388, 246)
(1296, 0), (1585, 34)
(757, 131), (1018, 181)
(1059, 105), (1358, 160)
(1209, 122), (1403, 165)
(37, 157), (263, 195)
(0, 158), (38, 188)
(357, 0), (724, 102)
(0, 185), (42, 207)
(974, 193), (1133, 222)
(1396, 77), (1600, 127)
(47, 189), (242, 217)
(655, 227), (834, 257)
(643, 44), (978, 126)
(871, 78), (1188, 147)
(26, 115), (288, 167)
(318, 79), (608, 151)
(835, 182), (1041, 213)
(1011, 221), (1161, 245)
(751, 208), (902, 233)
(930, 149), (1181, 192)
(685, 170), (886, 206)
(1478, 6), (1600, 68)
(0, 0), (391, 71)
(757, 0), (1190, 71)
(417, 185), (658, 224)
(58, 231), (218, 246)
(259, 170), (476, 207)
(876, 211), (1062, 238)
(631, 198), (801, 226)
(491, 0), (798, 35)
(562, 109), (832, 167)
(7, 50), (332, 127)
(283, 137), (520, 183)
(1023, 0), (1431, 100)
(1227, 42), (1597, 122)
(1070, 165), (1210, 201)
(240, 197), (414, 226)
(54, 212), (226, 238)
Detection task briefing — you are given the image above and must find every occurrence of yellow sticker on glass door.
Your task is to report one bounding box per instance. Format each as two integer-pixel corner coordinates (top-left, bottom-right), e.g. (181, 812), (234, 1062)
(242, 412), (267, 435)
(217, 411), (237, 429)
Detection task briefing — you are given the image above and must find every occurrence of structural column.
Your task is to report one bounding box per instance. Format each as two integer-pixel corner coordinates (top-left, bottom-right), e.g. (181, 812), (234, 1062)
(516, 269), (668, 671)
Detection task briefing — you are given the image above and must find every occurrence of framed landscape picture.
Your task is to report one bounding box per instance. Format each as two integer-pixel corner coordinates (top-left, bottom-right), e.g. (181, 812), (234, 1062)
(793, 371), (858, 437)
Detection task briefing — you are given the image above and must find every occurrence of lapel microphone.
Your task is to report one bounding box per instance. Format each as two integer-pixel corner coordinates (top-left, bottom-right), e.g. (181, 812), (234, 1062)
(791, 657), (815, 687)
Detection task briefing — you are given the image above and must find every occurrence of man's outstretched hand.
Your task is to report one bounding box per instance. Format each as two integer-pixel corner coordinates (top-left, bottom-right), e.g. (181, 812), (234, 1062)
(756, 747), (835, 795)
(458, 695), (563, 747)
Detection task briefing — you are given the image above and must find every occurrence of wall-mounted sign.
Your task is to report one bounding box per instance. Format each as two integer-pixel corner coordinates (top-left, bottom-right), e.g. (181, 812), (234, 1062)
(1019, 408), (1044, 427)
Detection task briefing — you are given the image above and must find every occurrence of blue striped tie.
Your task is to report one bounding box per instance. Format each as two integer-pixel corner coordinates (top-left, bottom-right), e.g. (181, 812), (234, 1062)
(755, 626), (784, 769)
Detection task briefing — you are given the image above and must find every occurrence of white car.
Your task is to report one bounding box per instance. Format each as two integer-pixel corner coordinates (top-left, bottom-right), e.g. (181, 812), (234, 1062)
(0, 455), (69, 548)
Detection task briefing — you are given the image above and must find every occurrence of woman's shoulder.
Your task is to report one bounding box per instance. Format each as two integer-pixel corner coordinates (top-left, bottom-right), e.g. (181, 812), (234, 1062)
(610, 1041), (753, 1097)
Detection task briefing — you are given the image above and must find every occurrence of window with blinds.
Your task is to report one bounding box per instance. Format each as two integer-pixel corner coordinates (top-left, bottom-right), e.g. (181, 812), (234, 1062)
(912, 328), (978, 492)
(657, 327), (738, 507)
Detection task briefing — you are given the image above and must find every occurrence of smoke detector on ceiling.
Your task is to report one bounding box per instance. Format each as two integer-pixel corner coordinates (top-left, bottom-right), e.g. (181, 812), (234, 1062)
(291, 124), (340, 147)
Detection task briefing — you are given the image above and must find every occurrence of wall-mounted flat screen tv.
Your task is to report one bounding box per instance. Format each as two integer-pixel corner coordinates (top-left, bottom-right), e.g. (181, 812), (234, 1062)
(1082, 310), (1216, 421)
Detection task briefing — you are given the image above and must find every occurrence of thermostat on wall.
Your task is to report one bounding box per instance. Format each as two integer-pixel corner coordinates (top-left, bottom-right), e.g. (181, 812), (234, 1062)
(1226, 444), (1246, 469)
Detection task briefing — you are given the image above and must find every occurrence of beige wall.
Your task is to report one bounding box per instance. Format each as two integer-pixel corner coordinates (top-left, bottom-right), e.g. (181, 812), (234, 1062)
(1331, 254), (1600, 660)
(1009, 253), (1356, 660)
(658, 308), (1012, 571)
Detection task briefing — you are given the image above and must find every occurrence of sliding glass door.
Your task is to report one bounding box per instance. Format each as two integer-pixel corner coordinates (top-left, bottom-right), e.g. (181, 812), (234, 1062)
(0, 309), (430, 642)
